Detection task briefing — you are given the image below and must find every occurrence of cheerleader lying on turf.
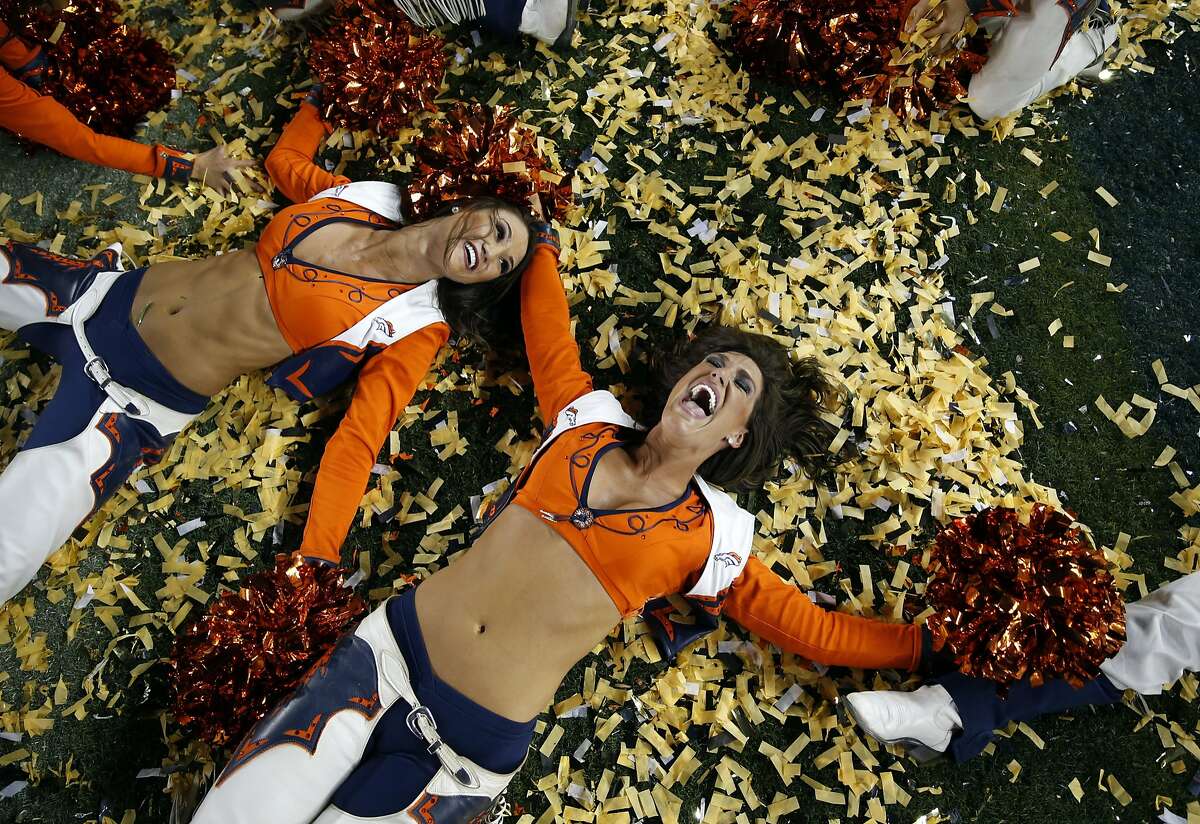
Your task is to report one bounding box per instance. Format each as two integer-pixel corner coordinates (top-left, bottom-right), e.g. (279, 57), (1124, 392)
(0, 20), (250, 194)
(189, 207), (930, 824)
(0, 100), (541, 601)
(905, 0), (1118, 120)
(845, 570), (1200, 760)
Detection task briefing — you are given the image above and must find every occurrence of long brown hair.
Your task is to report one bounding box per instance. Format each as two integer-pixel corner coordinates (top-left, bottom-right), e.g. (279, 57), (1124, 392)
(428, 197), (539, 347)
(642, 326), (852, 488)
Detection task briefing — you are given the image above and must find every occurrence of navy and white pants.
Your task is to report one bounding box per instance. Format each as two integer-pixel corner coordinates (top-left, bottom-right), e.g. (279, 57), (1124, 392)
(194, 588), (534, 823)
(0, 243), (208, 603)
(969, 0), (1114, 120)
(938, 571), (1200, 760)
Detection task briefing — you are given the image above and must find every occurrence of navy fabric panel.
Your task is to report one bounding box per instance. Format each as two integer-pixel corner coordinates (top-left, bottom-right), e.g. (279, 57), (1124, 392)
(2, 242), (113, 318)
(15, 319), (75, 360)
(86, 413), (171, 504)
(644, 595), (719, 659)
(330, 590), (532, 817)
(480, 0), (524, 40)
(19, 358), (106, 450)
(266, 342), (369, 402)
(329, 746), (439, 818)
(937, 670), (1123, 762)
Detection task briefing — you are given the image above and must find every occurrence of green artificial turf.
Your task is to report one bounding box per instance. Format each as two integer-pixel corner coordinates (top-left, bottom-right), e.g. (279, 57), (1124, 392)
(0, 2), (1197, 823)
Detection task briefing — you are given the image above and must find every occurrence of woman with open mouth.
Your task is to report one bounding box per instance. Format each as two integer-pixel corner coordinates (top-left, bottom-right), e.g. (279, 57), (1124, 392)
(190, 211), (929, 823)
(0, 98), (541, 602)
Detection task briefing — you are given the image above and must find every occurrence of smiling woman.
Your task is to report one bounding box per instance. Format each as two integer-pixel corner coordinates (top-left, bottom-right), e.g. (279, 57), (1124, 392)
(0, 100), (542, 603)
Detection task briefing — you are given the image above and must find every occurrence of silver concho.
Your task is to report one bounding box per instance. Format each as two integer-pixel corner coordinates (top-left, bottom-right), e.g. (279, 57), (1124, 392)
(570, 507), (595, 529)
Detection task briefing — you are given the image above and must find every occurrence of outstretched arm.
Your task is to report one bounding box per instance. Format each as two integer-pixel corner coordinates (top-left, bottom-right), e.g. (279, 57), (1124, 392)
(0, 65), (193, 180)
(265, 100), (351, 204)
(298, 325), (450, 563)
(724, 556), (922, 671)
(519, 225), (594, 424)
(0, 24), (252, 193)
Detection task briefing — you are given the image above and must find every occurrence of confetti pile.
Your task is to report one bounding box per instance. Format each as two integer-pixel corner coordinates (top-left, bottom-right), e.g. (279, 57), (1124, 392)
(0, 0), (1198, 820)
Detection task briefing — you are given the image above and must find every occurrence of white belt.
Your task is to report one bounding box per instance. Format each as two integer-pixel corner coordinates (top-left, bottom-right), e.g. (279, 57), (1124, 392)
(376, 639), (482, 790)
(64, 264), (197, 436)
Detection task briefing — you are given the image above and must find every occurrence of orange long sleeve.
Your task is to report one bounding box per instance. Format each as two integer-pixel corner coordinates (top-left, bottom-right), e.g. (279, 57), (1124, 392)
(298, 323), (450, 562)
(0, 22), (40, 73)
(724, 556), (922, 671)
(265, 102), (351, 204)
(0, 66), (191, 178)
(518, 236), (593, 425)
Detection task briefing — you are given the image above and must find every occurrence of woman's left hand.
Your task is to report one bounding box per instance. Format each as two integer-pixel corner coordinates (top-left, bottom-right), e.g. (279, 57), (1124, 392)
(904, 0), (971, 53)
(191, 145), (261, 195)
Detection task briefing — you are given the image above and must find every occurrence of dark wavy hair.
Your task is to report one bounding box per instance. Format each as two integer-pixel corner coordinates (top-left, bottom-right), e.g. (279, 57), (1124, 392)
(641, 326), (851, 489)
(429, 196), (540, 347)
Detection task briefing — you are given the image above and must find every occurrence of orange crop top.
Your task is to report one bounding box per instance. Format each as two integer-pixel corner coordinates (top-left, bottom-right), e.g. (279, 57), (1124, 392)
(261, 103), (450, 561)
(510, 423), (715, 618)
(509, 249), (923, 671)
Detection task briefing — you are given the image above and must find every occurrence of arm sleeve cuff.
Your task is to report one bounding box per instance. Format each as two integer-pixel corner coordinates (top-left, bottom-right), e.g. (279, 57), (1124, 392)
(153, 145), (195, 183)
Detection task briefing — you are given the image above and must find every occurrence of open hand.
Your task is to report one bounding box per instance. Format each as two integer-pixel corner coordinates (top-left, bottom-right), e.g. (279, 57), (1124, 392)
(904, 0), (971, 53)
(190, 145), (260, 196)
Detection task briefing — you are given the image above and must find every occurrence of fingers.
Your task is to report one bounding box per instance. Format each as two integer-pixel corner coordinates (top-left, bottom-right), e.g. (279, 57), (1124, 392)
(930, 12), (964, 52)
(904, 0), (932, 33)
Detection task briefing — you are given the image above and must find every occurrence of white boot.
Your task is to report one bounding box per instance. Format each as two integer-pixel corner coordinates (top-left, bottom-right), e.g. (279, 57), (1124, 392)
(1102, 571), (1200, 695)
(517, 0), (577, 48)
(843, 685), (962, 751)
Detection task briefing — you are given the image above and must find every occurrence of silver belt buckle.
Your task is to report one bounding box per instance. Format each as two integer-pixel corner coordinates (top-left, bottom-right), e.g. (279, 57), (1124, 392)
(83, 356), (113, 389)
(83, 357), (147, 417)
(406, 705), (441, 754)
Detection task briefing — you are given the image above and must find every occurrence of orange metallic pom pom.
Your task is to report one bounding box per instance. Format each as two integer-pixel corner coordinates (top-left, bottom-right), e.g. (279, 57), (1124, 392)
(925, 505), (1127, 688)
(727, 0), (986, 119)
(309, 0), (447, 137)
(403, 103), (574, 223)
(171, 553), (367, 747)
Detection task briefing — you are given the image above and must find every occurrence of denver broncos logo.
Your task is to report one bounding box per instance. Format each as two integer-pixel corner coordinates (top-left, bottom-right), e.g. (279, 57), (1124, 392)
(373, 317), (396, 337)
(713, 551), (743, 568)
(564, 407), (578, 426)
(216, 633), (381, 785)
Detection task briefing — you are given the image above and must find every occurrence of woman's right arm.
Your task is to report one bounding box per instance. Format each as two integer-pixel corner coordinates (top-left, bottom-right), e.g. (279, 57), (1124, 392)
(265, 100), (351, 204)
(0, 65), (193, 180)
(519, 225), (594, 425)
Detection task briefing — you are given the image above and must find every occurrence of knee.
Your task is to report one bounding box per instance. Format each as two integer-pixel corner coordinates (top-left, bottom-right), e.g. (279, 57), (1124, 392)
(0, 534), (41, 605)
(967, 73), (1020, 122)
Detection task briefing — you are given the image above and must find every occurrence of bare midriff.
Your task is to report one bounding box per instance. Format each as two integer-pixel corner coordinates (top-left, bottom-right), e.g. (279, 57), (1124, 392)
(415, 505), (621, 723)
(130, 250), (292, 396)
